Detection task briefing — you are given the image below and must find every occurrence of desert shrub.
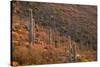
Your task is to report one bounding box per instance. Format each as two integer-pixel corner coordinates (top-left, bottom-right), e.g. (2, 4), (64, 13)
(12, 44), (69, 65)
(12, 31), (20, 41)
(12, 46), (32, 65)
(11, 61), (19, 66)
(78, 57), (88, 62)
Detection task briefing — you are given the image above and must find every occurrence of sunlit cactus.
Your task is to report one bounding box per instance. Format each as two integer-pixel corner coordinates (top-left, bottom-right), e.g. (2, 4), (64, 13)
(28, 9), (35, 46)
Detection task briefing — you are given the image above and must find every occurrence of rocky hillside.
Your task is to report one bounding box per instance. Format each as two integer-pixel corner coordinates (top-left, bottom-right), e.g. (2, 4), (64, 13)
(11, 1), (97, 66)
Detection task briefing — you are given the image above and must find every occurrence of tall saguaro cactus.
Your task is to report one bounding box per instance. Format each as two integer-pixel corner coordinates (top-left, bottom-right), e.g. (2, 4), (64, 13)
(68, 36), (77, 62)
(72, 42), (77, 62)
(29, 9), (35, 46)
(68, 36), (73, 62)
(49, 27), (53, 45)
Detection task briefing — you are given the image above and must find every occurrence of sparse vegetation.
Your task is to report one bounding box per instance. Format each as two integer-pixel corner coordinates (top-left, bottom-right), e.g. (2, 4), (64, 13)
(11, 1), (97, 66)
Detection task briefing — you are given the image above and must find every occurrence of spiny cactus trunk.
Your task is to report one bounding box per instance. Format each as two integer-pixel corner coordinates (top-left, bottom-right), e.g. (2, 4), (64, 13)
(49, 27), (53, 45)
(29, 9), (35, 46)
(28, 9), (36, 59)
(68, 36), (72, 62)
(72, 42), (77, 62)
(68, 36), (77, 62)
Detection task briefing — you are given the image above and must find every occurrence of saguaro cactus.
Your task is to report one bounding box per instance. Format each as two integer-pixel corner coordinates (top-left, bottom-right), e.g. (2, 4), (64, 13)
(68, 36), (72, 62)
(68, 36), (77, 62)
(49, 27), (53, 45)
(28, 9), (35, 46)
(72, 42), (77, 62)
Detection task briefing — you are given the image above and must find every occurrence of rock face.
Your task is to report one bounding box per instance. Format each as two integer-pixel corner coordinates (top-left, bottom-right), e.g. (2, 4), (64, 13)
(11, 1), (97, 66)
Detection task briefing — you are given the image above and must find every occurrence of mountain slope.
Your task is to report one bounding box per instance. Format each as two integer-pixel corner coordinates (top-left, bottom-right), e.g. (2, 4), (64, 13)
(11, 1), (97, 66)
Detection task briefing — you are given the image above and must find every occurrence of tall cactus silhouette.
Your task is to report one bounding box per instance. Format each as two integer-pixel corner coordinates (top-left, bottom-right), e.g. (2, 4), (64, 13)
(72, 42), (77, 62)
(49, 27), (53, 45)
(68, 36), (73, 62)
(28, 9), (35, 46)
(68, 36), (77, 62)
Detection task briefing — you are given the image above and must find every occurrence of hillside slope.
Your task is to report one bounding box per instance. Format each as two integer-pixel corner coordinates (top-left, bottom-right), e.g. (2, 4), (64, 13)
(11, 1), (97, 66)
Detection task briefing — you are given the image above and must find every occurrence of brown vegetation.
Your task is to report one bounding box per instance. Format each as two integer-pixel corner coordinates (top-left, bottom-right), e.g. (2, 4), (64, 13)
(11, 1), (97, 66)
